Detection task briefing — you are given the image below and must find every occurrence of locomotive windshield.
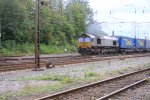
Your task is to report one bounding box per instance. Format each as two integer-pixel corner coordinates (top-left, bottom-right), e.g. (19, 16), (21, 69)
(78, 38), (84, 42)
(85, 38), (91, 42)
(78, 37), (91, 42)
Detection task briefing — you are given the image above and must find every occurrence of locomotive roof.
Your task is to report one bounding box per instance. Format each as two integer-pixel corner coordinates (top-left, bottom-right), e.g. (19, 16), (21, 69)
(87, 34), (96, 38)
(86, 34), (118, 40)
(102, 36), (118, 40)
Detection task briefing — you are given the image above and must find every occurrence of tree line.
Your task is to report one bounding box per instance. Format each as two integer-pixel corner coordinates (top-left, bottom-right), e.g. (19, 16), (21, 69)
(0, 0), (93, 46)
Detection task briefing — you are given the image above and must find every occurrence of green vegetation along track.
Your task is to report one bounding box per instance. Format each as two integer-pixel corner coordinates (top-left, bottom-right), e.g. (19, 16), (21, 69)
(36, 68), (150, 100)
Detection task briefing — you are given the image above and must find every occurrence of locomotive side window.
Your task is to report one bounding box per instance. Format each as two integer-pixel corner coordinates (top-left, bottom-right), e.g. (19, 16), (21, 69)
(113, 41), (117, 45)
(78, 38), (84, 42)
(97, 39), (101, 44)
(85, 38), (91, 42)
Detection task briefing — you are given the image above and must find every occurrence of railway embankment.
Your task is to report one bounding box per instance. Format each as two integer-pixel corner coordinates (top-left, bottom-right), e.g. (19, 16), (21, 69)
(0, 56), (150, 100)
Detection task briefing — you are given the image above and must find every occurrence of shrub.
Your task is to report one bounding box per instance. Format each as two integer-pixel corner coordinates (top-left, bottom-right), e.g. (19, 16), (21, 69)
(85, 71), (98, 78)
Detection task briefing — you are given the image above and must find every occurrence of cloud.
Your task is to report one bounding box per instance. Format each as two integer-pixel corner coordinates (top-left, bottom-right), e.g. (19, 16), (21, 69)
(89, 0), (150, 10)
(89, 0), (150, 22)
(89, 0), (150, 38)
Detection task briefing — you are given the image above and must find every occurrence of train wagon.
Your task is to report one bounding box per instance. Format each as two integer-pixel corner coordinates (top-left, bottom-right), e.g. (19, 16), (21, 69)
(134, 38), (145, 52)
(116, 36), (135, 53)
(77, 34), (150, 55)
(145, 39), (150, 51)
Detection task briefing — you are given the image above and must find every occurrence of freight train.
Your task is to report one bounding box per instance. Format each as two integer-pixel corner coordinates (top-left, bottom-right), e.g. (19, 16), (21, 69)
(77, 34), (150, 55)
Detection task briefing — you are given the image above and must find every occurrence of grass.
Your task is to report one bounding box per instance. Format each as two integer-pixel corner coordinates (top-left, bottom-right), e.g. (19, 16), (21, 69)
(144, 62), (150, 68)
(84, 66), (99, 78)
(21, 74), (74, 84)
(103, 66), (130, 76)
(0, 91), (13, 100)
(122, 67), (130, 71)
(104, 70), (120, 76)
(18, 83), (62, 96)
(148, 78), (150, 83)
(85, 71), (98, 78)
(1, 76), (99, 100)
(0, 42), (77, 56)
(1, 74), (76, 100)
(0, 83), (62, 100)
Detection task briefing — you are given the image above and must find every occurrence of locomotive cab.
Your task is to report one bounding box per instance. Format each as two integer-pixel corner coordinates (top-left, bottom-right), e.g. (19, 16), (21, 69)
(77, 34), (93, 55)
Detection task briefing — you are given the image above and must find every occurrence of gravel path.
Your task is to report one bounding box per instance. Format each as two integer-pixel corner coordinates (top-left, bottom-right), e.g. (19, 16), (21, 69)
(0, 56), (150, 100)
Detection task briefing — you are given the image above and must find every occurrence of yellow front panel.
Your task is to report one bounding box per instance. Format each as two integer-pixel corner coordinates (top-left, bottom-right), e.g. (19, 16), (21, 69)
(78, 42), (91, 48)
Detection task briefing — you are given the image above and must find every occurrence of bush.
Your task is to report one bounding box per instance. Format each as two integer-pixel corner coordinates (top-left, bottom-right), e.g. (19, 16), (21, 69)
(0, 42), (77, 56)
(85, 71), (98, 78)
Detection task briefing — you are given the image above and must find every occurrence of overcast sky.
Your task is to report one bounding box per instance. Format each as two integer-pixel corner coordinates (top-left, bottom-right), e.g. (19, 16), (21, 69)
(88, 0), (150, 38)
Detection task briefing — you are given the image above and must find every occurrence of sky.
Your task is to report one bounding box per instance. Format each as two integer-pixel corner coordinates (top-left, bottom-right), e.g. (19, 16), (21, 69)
(89, 0), (150, 39)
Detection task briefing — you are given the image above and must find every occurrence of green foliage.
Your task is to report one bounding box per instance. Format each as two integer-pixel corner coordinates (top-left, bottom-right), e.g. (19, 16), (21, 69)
(0, 84), (62, 99)
(18, 84), (62, 96)
(0, 0), (34, 42)
(40, 44), (64, 54)
(61, 77), (73, 83)
(22, 74), (64, 81)
(0, 91), (13, 100)
(21, 74), (73, 83)
(0, 43), (77, 56)
(0, 0), (93, 55)
(85, 71), (98, 78)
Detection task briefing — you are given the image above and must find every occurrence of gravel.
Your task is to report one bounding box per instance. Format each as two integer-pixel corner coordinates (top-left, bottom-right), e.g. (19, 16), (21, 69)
(112, 82), (150, 100)
(2, 53), (79, 60)
(48, 70), (149, 100)
(0, 56), (150, 100)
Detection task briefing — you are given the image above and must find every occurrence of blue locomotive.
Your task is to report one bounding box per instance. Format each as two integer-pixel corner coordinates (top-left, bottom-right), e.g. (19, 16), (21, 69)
(77, 34), (150, 55)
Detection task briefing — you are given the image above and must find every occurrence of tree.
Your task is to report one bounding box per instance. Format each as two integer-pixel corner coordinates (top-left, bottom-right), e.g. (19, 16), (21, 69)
(0, 0), (94, 46)
(65, 0), (93, 38)
(0, 0), (35, 43)
(40, 6), (54, 44)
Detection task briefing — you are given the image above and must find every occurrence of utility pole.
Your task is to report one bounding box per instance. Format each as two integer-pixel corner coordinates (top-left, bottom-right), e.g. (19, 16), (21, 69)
(34, 0), (42, 71)
(0, 5), (2, 49)
(0, 21), (1, 49)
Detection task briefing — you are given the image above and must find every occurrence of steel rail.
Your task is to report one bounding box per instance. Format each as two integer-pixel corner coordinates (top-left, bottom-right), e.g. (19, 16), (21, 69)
(0, 53), (150, 72)
(0, 52), (149, 62)
(97, 77), (150, 100)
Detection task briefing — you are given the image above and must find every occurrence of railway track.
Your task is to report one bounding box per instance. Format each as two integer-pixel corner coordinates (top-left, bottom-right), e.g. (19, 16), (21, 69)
(97, 77), (149, 100)
(36, 68), (150, 100)
(0, 53), (150, 72)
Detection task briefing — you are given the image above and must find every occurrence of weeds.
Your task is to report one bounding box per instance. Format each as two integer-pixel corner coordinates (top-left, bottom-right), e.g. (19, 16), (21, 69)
(61, 77), (73, 83)
(21, 74), (74, 83)
(85, 71), (98, 78)
(122, 67), (129, 71)
(18, 84), (62, 96)
(104, 70), (120, 76)
(0, 91), (13, 100)
(144, 62), (150, 68)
